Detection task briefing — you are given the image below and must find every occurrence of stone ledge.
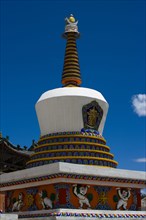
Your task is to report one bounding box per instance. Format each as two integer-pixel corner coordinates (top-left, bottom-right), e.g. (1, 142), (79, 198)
(1, 162), (145, 186)
(0, 214), (18, 220)
(7, 209), (146, 219)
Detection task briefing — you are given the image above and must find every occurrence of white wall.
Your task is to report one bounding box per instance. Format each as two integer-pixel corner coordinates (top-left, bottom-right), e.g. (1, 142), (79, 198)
(36, 87), (109, 136)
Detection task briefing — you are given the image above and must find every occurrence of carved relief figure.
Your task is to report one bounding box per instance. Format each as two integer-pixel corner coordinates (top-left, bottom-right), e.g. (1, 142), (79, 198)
(12, 192), (24, 212)
(116, 188), (131, 210)
(73, 184), (91, 209)
(39, 190), (52, 209)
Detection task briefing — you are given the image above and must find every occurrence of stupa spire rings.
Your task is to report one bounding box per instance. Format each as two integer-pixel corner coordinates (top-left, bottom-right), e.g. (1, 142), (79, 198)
(62, 14), (81, 87)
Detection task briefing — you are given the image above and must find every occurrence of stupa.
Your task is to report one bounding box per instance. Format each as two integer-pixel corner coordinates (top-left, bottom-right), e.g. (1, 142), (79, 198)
(0, 15), (145, 220)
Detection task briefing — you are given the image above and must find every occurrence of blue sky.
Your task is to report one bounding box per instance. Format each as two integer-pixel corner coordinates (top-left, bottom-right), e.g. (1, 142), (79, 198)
(0, 0), (145, 171)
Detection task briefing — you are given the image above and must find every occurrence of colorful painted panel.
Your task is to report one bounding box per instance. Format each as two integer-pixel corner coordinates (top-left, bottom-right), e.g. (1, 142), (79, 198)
(6, 185), (56, 212)
(5, 183), (140, 212)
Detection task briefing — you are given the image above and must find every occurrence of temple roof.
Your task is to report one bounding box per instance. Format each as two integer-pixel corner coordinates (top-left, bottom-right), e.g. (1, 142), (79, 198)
(0, 136), (34, 173)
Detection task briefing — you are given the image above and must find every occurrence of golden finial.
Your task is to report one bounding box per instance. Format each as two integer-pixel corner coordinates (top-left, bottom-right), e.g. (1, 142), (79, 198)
(64, 14), (79, 36)
(69, 14), (75, 23)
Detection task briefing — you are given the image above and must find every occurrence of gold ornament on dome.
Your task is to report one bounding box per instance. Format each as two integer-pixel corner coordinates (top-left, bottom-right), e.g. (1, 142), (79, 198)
(82, 101), (103, 131)
(87, 107), (99, 127)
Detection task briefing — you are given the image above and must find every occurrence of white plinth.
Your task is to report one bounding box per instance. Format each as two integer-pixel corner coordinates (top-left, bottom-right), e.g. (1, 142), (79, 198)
(1, 162), (145, 190)
(36, 87), (109, 136)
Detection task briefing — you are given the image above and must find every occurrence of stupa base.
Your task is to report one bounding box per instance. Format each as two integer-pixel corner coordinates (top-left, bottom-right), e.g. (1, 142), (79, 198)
(0, 163), (145, 215)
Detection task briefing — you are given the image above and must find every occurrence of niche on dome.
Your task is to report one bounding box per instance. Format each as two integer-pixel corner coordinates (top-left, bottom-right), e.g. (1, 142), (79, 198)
(82, 101), (103, 131)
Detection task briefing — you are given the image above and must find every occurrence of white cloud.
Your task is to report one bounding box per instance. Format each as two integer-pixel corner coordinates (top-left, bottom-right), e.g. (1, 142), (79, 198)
(134, 158), (146, 163)
(132, 94), (146, 116)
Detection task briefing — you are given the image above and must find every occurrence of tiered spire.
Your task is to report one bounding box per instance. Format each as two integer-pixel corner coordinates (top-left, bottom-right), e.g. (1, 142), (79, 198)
(62, 14), (82, 87)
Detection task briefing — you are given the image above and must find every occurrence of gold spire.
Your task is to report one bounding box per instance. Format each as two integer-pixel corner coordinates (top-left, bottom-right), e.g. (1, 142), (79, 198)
(62, 14), (82, 87)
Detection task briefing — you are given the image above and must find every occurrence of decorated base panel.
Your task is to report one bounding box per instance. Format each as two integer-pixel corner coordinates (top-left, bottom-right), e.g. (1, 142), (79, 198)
(5, 183), (141, 213)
